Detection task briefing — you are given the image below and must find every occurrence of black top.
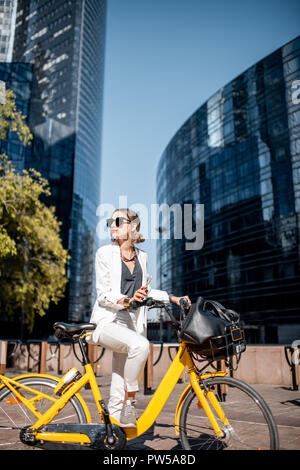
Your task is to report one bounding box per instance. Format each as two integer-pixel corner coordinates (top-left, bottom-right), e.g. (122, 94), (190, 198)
(120, 257), (143, 298)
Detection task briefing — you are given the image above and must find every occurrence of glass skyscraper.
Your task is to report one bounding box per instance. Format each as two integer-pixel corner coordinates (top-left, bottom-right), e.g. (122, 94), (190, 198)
(0, 0), (17, 62)
(0, 62), (33, 171)
(10, 0), (106, 330)
(157, 36), (300, 345)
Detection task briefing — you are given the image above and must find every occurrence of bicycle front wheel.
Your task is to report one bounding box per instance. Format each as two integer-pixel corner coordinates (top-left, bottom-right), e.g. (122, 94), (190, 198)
(0, 376), (88, 449)
(179, 376), (279, 450)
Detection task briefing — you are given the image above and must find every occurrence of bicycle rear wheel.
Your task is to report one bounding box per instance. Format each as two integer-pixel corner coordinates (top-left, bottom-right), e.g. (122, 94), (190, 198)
(179, 376), (279, 450)
(0, 376), (88, 449)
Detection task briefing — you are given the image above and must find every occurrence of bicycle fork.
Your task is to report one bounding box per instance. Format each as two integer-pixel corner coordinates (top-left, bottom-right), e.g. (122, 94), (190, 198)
(189, 369), (230, 439)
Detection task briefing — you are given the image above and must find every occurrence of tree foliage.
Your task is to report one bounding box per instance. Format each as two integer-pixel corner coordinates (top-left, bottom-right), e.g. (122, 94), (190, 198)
(0, 88), (32, 145)
(0, 89), (69, 332)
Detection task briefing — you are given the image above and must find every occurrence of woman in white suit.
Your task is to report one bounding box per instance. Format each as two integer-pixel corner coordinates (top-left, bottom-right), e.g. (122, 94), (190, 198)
(89, 208), (191, 427)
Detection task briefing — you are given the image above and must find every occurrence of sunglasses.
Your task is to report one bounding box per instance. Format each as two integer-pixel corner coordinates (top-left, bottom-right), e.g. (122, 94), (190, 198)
(106, 217), (131, 228)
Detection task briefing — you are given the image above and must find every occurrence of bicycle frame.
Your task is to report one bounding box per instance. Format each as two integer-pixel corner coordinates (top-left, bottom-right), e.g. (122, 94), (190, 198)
(0, 341), (229, 445)
(122, 341), (227, 440)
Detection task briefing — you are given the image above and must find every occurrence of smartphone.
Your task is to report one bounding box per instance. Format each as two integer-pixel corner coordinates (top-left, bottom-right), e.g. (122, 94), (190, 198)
(141, 275), (152, 293)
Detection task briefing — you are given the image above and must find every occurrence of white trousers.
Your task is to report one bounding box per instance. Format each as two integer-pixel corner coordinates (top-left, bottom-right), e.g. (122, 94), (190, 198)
(97, 310), (149, 421)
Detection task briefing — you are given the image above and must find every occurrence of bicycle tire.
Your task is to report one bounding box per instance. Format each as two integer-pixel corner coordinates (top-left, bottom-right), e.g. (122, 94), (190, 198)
(0, 376), (88, 449)
(179, 376), (279, 450)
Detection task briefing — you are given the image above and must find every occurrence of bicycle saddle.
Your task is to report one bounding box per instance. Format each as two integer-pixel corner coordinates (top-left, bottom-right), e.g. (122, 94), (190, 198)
(53, 322), (96, 338)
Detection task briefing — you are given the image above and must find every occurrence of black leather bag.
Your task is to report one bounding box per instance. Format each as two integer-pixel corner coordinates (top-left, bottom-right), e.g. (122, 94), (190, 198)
(179, 296), (246, 360)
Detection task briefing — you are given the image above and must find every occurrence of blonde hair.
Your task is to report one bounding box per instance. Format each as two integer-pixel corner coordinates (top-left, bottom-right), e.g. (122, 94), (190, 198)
(113, 208), (145, 244)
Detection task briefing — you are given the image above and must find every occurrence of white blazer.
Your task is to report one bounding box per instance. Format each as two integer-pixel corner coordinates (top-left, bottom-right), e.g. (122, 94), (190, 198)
(89, 240), (169, 343)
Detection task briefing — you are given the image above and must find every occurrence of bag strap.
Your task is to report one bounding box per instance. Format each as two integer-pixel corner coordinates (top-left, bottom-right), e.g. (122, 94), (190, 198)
(166, 306), (181, 330)
(225, 308), (240, 320)
(203, 300), (226, 319)
(180, 296), (204, 322)
(204, 299), (240, 322)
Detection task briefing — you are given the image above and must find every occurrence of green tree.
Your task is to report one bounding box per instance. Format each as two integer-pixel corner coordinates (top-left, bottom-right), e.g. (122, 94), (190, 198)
(0, 89), (70, 333)
(0, 88), (32, 145)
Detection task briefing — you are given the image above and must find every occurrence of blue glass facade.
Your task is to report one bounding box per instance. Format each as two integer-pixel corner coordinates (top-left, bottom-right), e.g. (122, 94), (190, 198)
(11, 0), (106, 329)
(157, 37), (300, 344)
(0, 62), (33, 171)
(0, 0), (16, 62)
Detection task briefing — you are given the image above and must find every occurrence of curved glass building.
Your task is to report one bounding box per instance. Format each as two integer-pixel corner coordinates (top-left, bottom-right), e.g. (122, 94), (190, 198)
(157, 36), (300, 344)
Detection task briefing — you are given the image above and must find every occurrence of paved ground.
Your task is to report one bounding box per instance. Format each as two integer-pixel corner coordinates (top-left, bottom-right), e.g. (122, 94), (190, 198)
(1, 371), (299, 452)
(94, 376), (300, 451)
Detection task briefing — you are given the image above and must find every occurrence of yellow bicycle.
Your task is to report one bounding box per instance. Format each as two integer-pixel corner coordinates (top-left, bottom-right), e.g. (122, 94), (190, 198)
(0, 299), (279, 450)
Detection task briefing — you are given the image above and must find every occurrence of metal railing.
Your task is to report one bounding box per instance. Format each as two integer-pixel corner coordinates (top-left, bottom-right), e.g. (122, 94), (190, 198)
(0, 339), (105, 376)
(284, 344), (300, 391)
(1, 339), (299, 394)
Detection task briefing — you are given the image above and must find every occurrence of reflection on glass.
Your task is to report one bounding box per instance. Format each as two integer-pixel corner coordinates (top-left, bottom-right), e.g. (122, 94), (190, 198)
(155, 37), (300, 345)
(7, 0), (107, 332)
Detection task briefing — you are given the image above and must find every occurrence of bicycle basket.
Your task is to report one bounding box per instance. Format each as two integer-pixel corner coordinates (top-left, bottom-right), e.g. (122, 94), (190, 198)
(179, 296), (246, 361)
(186, 324), (246, 362)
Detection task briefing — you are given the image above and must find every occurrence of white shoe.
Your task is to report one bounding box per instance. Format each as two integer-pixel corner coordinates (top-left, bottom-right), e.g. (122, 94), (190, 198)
(119, 400), (137, 428)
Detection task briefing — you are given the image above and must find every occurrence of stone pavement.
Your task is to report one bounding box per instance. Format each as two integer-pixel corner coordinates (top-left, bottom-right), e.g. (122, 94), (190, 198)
(1, 372), (299, 451)
(85, 375), (300, 451)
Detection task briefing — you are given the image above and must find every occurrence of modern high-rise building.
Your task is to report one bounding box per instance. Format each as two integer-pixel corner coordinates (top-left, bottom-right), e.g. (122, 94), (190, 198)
(0, 0), (17, 62)
(0, 62), (33, 171)
(157, 36), (300, 345)
(9, 0), (106, 332)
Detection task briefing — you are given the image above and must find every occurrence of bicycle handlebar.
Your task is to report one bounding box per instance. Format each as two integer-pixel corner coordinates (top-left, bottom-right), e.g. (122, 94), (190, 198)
(180, 297), (190, 308)
(130, 296), (190, 331)
(129, 297), (165, 310)
(130, 296), (189, 310)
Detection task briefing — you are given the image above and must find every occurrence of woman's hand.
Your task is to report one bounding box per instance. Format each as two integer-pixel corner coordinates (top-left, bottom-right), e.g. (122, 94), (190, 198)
(117, 287), (148, 309)
(170, 295), (191, 309)
(129, 286), (148, 305)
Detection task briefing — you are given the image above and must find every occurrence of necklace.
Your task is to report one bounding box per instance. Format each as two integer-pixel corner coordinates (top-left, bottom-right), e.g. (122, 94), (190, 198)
(120, 249), (137, 263)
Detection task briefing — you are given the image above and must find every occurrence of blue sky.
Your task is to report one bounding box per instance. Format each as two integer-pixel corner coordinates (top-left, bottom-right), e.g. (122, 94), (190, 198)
(99, 0), (300, 288)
